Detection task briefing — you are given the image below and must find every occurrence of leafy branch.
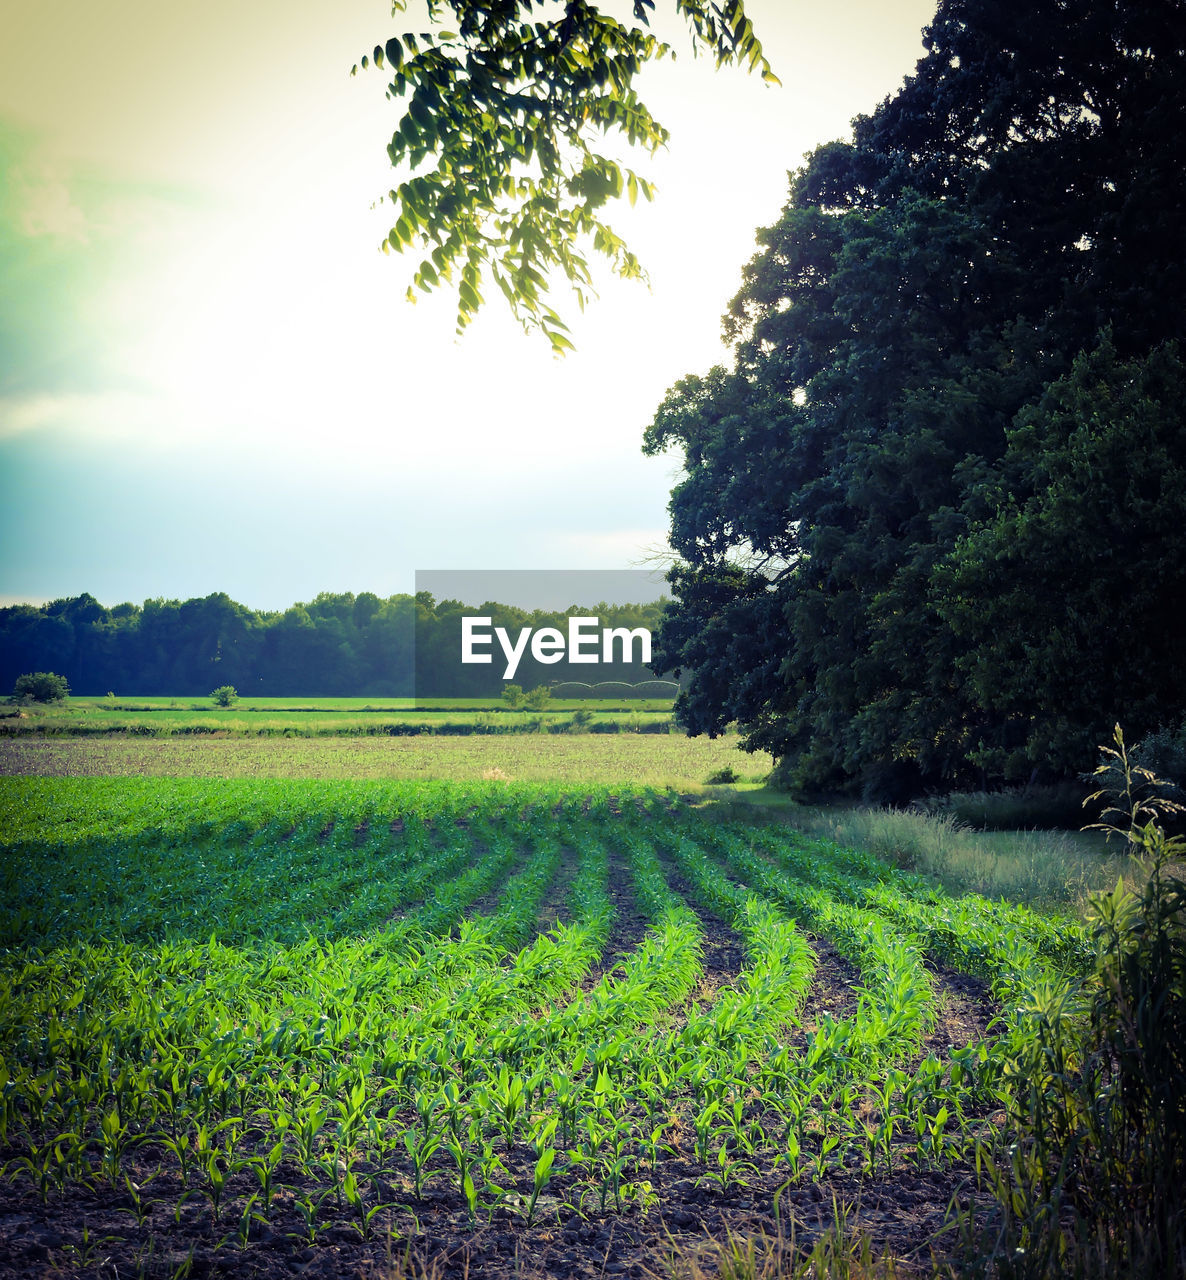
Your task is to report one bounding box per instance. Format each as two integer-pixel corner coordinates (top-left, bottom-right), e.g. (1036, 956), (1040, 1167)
(354, 0), (776, 351)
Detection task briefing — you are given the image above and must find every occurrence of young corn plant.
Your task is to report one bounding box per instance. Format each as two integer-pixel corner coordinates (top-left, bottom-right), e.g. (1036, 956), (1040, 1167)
(525, 1146), (558, 1226)
(402, 1125), (444, 1200)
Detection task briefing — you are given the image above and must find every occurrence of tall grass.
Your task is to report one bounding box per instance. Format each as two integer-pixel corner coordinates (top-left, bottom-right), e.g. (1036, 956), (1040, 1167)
(968, 728), (1186, 1279)
(926, 782), (1089, 830)
(783, 805), (1130, 911)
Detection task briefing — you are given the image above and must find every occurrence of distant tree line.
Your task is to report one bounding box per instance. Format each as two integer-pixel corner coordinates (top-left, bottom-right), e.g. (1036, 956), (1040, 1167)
(0, 592), (667, 697)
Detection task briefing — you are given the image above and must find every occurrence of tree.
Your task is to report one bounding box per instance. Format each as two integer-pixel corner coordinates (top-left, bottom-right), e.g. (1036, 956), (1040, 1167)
(523, 684), (552, 709)
(932, 338), (1186, 781)
(210, 685), (239, 707)
(354, 0), (775, 350)
(644, 0), (1186, 798)
(13, 671), (70, 703)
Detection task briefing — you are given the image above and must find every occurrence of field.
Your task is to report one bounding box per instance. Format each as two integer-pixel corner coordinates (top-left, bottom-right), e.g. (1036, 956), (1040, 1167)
(43, 699), (678, 711)
(0, 735), (768, 787)
(0, 698), (677, 739)
(0, 770), (1090, 1279)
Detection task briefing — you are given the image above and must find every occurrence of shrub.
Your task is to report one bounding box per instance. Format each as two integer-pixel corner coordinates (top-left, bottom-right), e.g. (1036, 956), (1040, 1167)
(975, 727), (1186, 1277)
(705, 765), (740, 785)
(928, 782), (1089, 830)
(501, 683), (525, 708)
(12, 672), (70, 703)
(1133, 720), (1186, 799)
(523, 685), (551, 710)
(210, 685), (239, 707)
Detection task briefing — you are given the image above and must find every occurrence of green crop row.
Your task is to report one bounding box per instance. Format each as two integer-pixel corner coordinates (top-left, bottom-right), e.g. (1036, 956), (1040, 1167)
(0, 777), (1083, 1248)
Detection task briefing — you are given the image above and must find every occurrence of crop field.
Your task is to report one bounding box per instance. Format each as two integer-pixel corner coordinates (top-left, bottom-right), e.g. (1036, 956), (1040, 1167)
(0, 735), (768, 787)
(55, 699), (678, 712)
(0, 777), (1087, 1279)
(0, 698), (676, 739)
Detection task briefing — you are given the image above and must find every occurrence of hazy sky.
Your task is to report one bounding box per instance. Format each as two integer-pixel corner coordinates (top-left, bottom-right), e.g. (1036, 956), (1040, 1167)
(0, 0), (936, 611)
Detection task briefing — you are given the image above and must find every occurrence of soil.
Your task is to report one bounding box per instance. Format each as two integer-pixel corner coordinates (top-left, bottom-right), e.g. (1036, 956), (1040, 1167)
(536, 850), (578, 933)
(0, 1154), (984, 1280)
(579, 852), (651, 991)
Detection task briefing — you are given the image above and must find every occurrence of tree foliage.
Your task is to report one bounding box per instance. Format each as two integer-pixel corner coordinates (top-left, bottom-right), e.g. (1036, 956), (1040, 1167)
(12, 671), (70, 704)
(644, 0), (1186, 798)
(0, 592), (668, 698)
(354, 0), (774, 350)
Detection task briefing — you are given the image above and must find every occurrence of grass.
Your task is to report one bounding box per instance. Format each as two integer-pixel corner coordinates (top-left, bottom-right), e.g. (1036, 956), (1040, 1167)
(1, 696), (677, 737)
(58, 695), (677, 711)
(695, 785), (1132, 913)
(672, 1209), (909, 1280)
(924, 783), (1091, 830)
(0, 733), (771, 787)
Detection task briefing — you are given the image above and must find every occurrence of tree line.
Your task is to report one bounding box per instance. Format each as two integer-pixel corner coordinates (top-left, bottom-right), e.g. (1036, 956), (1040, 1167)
(0, 592), (666, 698)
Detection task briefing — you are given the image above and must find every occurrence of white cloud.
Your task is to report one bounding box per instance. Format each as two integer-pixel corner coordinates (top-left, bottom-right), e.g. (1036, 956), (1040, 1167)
(8, 158), (88, 241)
(0, 389), (179, 442)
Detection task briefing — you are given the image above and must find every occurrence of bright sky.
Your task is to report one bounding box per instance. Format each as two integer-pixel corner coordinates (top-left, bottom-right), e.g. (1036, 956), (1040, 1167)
(0, 0), (936, 611)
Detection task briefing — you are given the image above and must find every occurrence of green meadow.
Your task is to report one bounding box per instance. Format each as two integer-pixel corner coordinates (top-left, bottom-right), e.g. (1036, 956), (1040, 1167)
(0, 695), (678, 738)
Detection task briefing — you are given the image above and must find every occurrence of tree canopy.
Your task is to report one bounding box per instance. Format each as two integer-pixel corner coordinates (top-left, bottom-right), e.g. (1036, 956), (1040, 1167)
(643, 0), (1186, 798)
(354, 0), (774, 351)
(12, 672), (70, 704)
(0, 592), (668, 698)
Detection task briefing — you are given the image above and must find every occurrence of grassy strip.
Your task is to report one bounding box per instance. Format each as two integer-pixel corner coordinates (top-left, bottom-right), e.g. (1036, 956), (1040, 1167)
(703, 787), (1133, 911)
(0, 734), (768, 786)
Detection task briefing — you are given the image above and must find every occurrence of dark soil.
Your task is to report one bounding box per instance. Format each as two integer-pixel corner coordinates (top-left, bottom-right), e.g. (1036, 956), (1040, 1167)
(580, 852), (651, 990)
(921, 965), (997, 1059)
(0, 1140), (983, 1280)
(536, 849), (578, 932)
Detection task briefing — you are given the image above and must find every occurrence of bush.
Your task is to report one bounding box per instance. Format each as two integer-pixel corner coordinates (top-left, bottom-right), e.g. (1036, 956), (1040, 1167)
(523, 685), (551, 710)
(501, 683), (525, 709)
(12, 672), (70, 703)
(1133, 721), (1186, 799)
(705, 765), (740, 785)
(975, 727), (1186, 1277)
(927, 782), (1089, 830)
(210, 685), (239, 707)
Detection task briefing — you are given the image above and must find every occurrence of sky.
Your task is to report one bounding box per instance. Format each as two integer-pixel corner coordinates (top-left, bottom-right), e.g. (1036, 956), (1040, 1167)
(0, 0), (937, 612)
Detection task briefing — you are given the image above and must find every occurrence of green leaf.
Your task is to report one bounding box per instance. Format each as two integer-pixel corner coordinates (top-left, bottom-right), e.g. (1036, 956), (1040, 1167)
(361, 0), (774, 347)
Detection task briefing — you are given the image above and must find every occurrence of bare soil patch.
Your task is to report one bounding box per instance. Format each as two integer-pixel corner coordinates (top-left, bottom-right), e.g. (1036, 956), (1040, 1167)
(0, 1131), (981, 1280)
(922, 965), (997, 1058)
(581, 853), (651, 989)
(536, 848), (578, 932)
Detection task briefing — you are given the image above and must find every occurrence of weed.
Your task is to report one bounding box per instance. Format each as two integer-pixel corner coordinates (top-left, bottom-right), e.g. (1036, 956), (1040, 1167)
(969, 727), (1186, 1278)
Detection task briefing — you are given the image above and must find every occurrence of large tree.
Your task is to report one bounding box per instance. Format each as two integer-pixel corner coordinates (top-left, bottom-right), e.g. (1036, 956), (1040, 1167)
(644, 0), (1186, 799)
